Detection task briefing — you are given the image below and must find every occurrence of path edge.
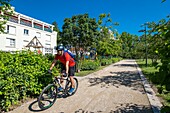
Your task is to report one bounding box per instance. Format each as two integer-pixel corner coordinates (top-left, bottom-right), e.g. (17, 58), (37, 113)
(134, 60), (163, 113)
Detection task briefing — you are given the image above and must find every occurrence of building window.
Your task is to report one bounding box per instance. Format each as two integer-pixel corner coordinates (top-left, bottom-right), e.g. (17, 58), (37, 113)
(24, 29), (29, 35)
(36, 32), (41, 38)
(6, 38), (15, 47)
(45, 34), (51, 42)
(45, 43), (51, 48)
(45, 43), (52, 54)
(7, 25), (16, 35)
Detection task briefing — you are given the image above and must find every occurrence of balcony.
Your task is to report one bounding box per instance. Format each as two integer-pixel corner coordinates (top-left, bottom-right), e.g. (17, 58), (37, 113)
(44, 27), (52, 33)
(8, 17), (18, 23)
(20, 20), (32, 27)
(34, 24), (43, 30)
(7, 14), (53, 33)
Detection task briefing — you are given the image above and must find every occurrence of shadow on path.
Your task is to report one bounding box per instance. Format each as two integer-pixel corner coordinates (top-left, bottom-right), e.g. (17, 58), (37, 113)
(113, 63), (136, 68)
(28, 100), (44, 112)
(74, 103), (153, 113)
(113, 103), (153, 113)
(88, 70), (146, 94)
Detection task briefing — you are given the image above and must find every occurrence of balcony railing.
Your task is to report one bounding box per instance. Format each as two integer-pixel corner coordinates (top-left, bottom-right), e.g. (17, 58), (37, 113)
(34, 24), (43, 30)
(44, 27), (52, 33)
(8, 17), (18, 23)
(7, 16), (53, 33)
(20, 20), (32, 27)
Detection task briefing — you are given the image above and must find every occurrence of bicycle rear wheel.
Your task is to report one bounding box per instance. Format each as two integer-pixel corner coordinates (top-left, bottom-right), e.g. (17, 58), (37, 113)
(38, 84), (57, 110)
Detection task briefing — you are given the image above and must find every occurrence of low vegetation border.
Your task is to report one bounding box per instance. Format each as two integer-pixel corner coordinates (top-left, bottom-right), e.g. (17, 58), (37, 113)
(135, 60), (162, 113)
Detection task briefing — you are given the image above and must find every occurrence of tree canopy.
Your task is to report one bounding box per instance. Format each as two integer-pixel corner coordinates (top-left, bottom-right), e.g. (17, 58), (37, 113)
(0, 0), (13, 33)
(61, 13), (99, 56)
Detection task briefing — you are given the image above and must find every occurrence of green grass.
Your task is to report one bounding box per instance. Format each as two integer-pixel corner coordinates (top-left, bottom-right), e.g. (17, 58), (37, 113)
(136, 59), (170, 110)
(75, 65), (107, 77)
(136, 59), (159, 82)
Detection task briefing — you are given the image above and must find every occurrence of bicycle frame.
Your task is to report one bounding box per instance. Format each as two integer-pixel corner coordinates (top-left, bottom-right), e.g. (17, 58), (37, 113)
(53, 76), (71, 95)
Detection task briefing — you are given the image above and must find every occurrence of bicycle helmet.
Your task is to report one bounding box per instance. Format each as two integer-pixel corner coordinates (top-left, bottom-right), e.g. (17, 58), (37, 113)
(56, 44), (64, 51)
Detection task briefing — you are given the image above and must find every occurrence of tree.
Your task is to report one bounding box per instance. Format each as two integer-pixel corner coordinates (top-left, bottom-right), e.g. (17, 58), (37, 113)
(119, 32), (133, 58)
(96, 13), (120, 56)
(61, 13), (99, 58)
(0, 0), (13, 33)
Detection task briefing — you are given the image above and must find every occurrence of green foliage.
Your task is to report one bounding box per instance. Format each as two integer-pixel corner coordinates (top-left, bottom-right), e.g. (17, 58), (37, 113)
(119, 32), (139, 59)
(136, 14), (170, 113)
(0, 0), (13, 33)
(44, 53), (54, 62)
(136, 59), (170, 112)
(0, 50), (58, 111)
(100, 58), (112, 66)
(161, 106), (170, 113)
(80, 60), (100, 70)
(96, 14), (121, 57)
(111, 57), (123, 63)
(97, 39), (121, 56)
(61, 13), (99, 59)
(150, 17), (170, 91)
(136, 15), (170, 113)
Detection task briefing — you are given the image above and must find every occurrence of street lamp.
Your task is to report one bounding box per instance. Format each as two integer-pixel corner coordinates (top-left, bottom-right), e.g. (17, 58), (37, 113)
(139, 22), (148, 67)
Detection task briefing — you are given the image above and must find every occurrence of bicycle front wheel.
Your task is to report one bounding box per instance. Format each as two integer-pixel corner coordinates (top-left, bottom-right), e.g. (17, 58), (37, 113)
(38, 84), (57, 110)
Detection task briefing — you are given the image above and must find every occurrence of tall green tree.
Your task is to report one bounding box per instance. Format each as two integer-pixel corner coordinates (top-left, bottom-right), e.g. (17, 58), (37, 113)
(61, 13), (98, 57)
(96, 13), (120, 56)
(119, 32), (135, 58)
(0, 0), (13, 33)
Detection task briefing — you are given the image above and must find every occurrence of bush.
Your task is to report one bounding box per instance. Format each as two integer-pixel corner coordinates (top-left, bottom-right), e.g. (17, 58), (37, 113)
(44, 53), (54, 62)
(0, 50), (58, 112)
(80, 60), (100, 70)
(100, 58), (112, 66)
(111, 57), (122, 63)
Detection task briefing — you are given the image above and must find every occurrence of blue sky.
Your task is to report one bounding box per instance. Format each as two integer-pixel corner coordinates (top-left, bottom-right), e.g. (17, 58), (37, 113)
(10, 0), (170, 36)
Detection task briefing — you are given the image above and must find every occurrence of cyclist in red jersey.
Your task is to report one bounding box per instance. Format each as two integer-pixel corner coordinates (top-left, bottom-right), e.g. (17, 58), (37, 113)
(49, 44), (75, 93)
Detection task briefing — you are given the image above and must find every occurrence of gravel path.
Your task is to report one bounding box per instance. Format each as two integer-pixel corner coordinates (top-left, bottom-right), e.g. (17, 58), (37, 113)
(8, 59), (159, 113)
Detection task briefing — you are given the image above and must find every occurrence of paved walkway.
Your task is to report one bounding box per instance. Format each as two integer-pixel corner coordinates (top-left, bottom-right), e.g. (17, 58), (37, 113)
(8, 60), (162, 113)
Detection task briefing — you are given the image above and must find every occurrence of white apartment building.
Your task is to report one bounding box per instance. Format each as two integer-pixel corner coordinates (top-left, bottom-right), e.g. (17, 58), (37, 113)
(0, 7), (57, 54)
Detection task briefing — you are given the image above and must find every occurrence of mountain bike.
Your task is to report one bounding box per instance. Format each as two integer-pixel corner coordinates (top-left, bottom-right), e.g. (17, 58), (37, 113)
(37, 71), (78, 110)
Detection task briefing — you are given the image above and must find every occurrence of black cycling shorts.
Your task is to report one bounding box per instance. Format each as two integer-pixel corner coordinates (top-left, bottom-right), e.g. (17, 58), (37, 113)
(61, 65), (75, 76)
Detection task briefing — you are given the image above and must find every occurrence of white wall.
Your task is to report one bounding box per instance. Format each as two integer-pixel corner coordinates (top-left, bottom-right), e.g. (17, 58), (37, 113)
(0, 14), (57, 55)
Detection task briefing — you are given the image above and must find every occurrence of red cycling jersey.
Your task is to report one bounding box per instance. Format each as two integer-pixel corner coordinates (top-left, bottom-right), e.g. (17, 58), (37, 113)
(54, 52), (75, 67)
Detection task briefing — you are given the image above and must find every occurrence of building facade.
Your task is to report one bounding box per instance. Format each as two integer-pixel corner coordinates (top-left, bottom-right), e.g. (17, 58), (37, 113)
(0, 7), (57, 54)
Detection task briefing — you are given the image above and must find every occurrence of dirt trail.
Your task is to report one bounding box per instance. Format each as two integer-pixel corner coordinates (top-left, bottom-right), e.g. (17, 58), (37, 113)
(8, 60), (153, 113)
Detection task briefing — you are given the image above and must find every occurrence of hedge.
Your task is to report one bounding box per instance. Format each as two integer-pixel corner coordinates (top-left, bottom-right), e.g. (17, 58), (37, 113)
(0, 50), (58, 112)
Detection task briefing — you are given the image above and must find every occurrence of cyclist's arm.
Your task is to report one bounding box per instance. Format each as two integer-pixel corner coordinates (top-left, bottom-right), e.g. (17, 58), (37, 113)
(65, 61), (69, 74)
(50, 59), (57, 70)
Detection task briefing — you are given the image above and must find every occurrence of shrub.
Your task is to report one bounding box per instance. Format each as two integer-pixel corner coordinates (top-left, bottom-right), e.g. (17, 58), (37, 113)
(0, 50), (58, 112)
(111, 57), (122, 63)
(100, 58), (112, 66)
(81, 60), (100, 70)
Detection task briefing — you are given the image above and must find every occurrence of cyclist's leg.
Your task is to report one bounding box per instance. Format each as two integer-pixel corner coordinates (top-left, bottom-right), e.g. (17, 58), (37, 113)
(69, 66), (75, 88)
(59, 65), (65, 87)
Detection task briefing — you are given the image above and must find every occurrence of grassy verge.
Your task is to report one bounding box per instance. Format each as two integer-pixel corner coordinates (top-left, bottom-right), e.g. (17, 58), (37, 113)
(75, 65), (108, 77)
(136, 59), (170, 111)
